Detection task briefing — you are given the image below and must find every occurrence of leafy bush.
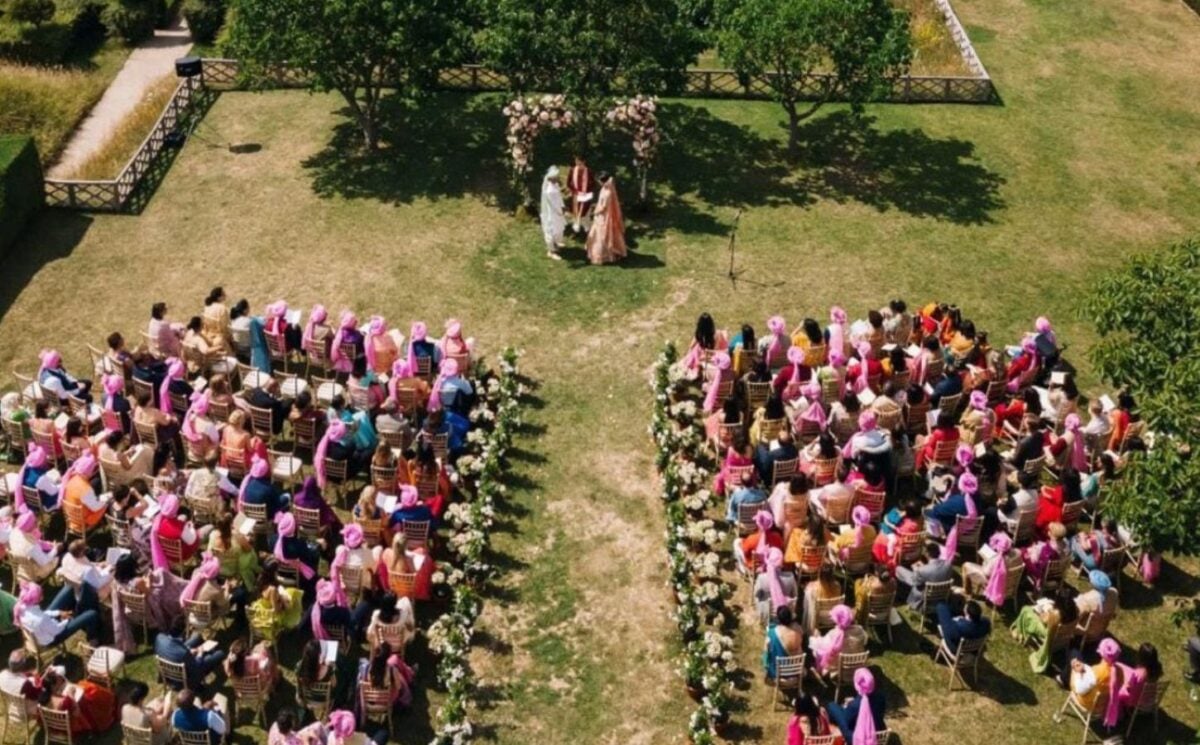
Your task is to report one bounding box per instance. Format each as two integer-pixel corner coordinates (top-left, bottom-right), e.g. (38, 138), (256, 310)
(181, 0), (222, 43)
(0, 16), (71, 60)
(0, 135), (44, 254)
(101, 0), (157, 43)
(1084, 237), (1200, 555)
(9, 0), (56, 25)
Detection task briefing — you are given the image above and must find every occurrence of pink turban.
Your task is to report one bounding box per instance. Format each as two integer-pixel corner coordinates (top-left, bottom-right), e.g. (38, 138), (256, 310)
(1063, 413), (1088, 472)
(405, 322), (427, 371)
(942, 471), (979, 561)
(181, 390), (210, 443)
(816, 604), (854, 671)
(969, 389), (987, 411)
(851, 505), (871, 548)
(38, 349), (61, 376)
(330, 311), (359, 368)
(752, 510), (774, 561)
(1098, 637), (1123, 727)
(364, 316), (387, 372)
(1035, 316), (1056, 345)
(310, 578), (339, 640)
(984, 532), (1013, 606)
(858, 410), (877, 432)
(766, 316), (787, 367)
(799, 382), (826, 432)
(276, 511), (316, 583)
(179, 553), (221, 606)
(15, 509), (38, 534)
(765, 547), (788, 611)
(266, 300), (287, 319)
(399, 485), (419, 509)
(445, 319), (462, 340)
(389, 358), (413, 404)
(315, 419), (348, 488)
(303, 304), (327, 352)
(158, 357), (184, 412)
(828, 307), (847, 357)
(703, 352), (732, 413)
(12, 581), (42, 626)
(342, 523), (364, 549)
(427, 358), (459, 413)
(150, 493), (180, 570)
(328, 711), (356, 744)
(103, 374), (124, 411)
(56, 451), (97, 506)
(14, 445), (48, 511)
(238, 455), (271, 505)
(852, 668), (877, 745)
(787, 346), (806, 384)
(829, 350), (847, 368)
(956, 443), (974, 470)
(853, 341), (872, 394)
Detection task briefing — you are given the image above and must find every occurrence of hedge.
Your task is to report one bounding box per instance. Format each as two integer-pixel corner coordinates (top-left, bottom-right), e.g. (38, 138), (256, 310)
(0, 135), (44, 255)
(0, 0), (102, 64)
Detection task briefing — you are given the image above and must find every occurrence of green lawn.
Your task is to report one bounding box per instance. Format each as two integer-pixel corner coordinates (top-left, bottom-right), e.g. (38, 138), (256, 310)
(2, 0), (1200, 742)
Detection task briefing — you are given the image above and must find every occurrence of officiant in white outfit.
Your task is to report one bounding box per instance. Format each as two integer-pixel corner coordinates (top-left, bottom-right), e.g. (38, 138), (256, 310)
(540, 166), (567, 261)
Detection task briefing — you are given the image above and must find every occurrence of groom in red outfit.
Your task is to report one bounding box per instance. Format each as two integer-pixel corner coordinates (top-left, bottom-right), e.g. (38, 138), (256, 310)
(567, 154), (592, 234)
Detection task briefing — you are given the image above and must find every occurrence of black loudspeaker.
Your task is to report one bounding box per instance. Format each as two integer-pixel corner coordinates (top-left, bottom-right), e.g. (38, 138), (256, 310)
(175, 55), (202, 78)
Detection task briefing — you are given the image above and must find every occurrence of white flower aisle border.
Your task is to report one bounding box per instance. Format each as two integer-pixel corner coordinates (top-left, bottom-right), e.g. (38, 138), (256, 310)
(650, 343), (739, 745)
(427, 347), (525, 745)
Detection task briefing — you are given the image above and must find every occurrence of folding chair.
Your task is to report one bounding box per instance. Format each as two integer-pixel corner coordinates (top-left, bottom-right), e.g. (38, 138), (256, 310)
(811, 455), (841, 487)
(239, 501), (270, 543)
(121, 723), (153, 745)
(770, 457), (798, 486)
(794, 545), (826, 584)
(268, 448), (303, 487)
(220, 445), (248, 482)
(117, 587), (151, 646)
(312, 375), (344, 407)
(156, 656), (188, 690)
(248, 405), (276, 446)
(1124, 679), (1168, 738)
(388, 569), (417, 599)
(832, 542), (874, 592)
(177, 730), (212, 745)
(933, 633), (986, 691)
(2, 689), (38, 745)
(813, 596), (842, 632)
(401, 519), (430, 549)
(757, 417), (786, 444)
(938, 393), (962, 421)
(80, 642), (126, 688)
(735, 502), (763, 536)
(371, 463), (398, 494)
(1052, 687), (1111, 744)
(36, 706), (71, 745)
(321, 458), (349, 505)
(950, 515), (982, 561)
(820, 650), (870, 701)
(298, 679), (333, 722)
(291, 416), (318, 458)
(63, 501), (91, 543)
(232, 673), (268, 726)
(1008, 507), (1038, 545)
(359, 684), (394, 737)
(183, 599), (225, 640)
(864, 586), (898, 644)
(744, 381), (771, 413)
(356, 515), (384, 546)
(905, 401), (931, 437)
(264, 332), (289, 374)
(851, 486), (886, 523)
(767, 653), (805, 712)
(912, 578), (953, 631)
(294, 505), (323, 540)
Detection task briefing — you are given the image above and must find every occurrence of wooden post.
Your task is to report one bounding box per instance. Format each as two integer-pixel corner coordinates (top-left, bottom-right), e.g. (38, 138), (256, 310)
(470, 66), (479, 90)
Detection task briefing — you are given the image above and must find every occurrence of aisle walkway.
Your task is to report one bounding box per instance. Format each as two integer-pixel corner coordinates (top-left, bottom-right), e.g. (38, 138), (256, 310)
(49, 17), (192, 178)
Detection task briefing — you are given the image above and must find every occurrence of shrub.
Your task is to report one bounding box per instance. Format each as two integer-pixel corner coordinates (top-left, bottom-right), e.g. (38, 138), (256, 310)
(101, 0), (156, 43)
(9, 0), (56, 25)
(181, 0), (222, 43)
(0, 135), (44, 255)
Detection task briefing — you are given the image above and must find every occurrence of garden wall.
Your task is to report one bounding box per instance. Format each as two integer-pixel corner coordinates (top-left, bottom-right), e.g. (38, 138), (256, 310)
(0, 135), (44, 254)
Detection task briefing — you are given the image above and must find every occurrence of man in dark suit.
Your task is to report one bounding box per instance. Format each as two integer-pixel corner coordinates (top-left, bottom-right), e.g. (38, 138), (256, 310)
(929, 368), (963, 409)
(154, 616), (227, 691)
(936, 598), (992, 652)
(754, 428), (799, 483)
(895, 541), (955, 609)
(246, 378), (291, 435)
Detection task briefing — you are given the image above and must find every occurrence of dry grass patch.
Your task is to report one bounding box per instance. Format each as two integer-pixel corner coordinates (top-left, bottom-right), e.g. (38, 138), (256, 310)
(61, 73), (179, 180)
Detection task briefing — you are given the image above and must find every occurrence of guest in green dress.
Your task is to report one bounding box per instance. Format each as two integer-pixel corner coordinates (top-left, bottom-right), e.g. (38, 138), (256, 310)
(1011, 586), (1078, 673)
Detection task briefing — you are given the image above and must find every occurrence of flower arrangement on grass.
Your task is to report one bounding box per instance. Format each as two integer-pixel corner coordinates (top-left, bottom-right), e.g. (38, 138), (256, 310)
(502, 95), (575, 206)
(428, 348), (525, 745)
(650, 341), (739, 742)
(605, 95), (660, 202)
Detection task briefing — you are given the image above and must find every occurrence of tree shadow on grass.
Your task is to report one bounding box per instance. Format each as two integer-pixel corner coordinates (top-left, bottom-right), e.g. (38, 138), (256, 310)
(0, 211), (92, 323)
(302, 92), (508, 205)
(645, 104), (1004, 236)
(792, 111), (1006, 225)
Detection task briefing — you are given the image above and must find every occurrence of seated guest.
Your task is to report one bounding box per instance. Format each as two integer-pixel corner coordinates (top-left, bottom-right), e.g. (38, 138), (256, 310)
(908, 335), (941, 386)
(405, 321), (438, 370)
(437, 318), (472, 361)
(854, 564), (896, 624)
(273, 511), (319, 596)
(0, 651), (40, 718)
(150, 494), (201, 568)
(754, 428), (798, 484)
(1024, 521), (1069, 581)
(389, 485), (434, 532)
(246, 379), (291, 436)
(753, 547), (796, 624)
(263, 300), (301, 352)
(15, 580), (103, 647)
(29, 402), (63, 459)
(996, 469), (1040, 532)
(36, 667), (116, 735)
(772, 346), (811, 399)
(60, 452), (109, 530)
(200, 287), (231, 352)
(99, 429), (155, 487)
(763, 605), (804, 682)
(132, 389), (179, 470)
(738, 510), (783, 575)
(809, 604), (857, 675)
(293, 476), (344, 541)
(220, 410), (267, 470)
(428, 358), (474, 416)
(1058, 637), (1121, 720)
(832, 505), (875, 558)
(725, 470), (766, 523)
(159, 357), (193, 415)
(179, 392), (221, 462)
(769, 474), (809, 541)
(58, 539), (114, 601)
(925, 471), (977, 540)
(38, 349), (92, 404)
(963, 532), (1022, 606)
(310, 578), (363, 643)
(360, 642), (416, 711)
(827, 667), (885, 745)
(181, 554), (247, 628)
(377, 533), (435, 602)
(366, 595), (415, 654)
(170, 689), (227, 745)
(332, 524), (379, 596)
(122, 683), (174, 745)
(239, 455), (289, 519)
(363, 316), (399, 375)
(1076, 569), (1118, 619)
(101, 374), (132, 434)
(149, 302), (183, 359)
(843, 411), (891, 468)
(229, 299), (253, 359)
(874, 499), (923, 569)
(1036, 468), (1082, 539)
(9, 511), (59, 580)
(936, 598), (992, 652)
(915, 411), (959, 471)
(208, 512), (260, 589)
(102, 332), (134, 379)
(1011, 585), (1079, 674)
(155, 616), (227, 691)
(895, 541), (954, 610)
(787, 694), (832, 744)
(1118, 643), (1163, 720)
(785, 511), (831, 569)
(248, 583), (304, 646)
(1072, 519), (1123, 571)
(224, 639), (278, 698)
(385, 357), (430, 417)
(928, 367), (963, 410)
(11, 444), (59, 512)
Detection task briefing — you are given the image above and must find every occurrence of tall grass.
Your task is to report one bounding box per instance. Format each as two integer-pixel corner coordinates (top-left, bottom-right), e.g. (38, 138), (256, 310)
(0, 40), (129, 165)
(895, 0), (972, 76)
(61, 73), (179, 180)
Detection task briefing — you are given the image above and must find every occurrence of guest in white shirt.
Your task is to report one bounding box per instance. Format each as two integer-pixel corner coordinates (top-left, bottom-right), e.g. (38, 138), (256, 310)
(57, 540), (114, 601)
(0, 651), (40, 716)
(8, 511), (60, 581)
(14, 580), (102, 648)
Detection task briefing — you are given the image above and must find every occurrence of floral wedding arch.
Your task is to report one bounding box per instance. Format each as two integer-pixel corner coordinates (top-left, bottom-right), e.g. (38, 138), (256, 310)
(502, 93), (662, 206)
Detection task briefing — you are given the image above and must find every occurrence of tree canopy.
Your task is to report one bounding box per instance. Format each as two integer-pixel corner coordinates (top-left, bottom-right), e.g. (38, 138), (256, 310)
(716, 0), (911, 155)
(228, 0), (471, 149)
(478, 0), (704, 151)
(1083, 237), (1200, 555)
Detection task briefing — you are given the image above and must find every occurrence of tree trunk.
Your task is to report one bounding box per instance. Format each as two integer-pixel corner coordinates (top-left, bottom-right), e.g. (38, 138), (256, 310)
(339, 86), (380, 151)
(784, 101), (800, 160)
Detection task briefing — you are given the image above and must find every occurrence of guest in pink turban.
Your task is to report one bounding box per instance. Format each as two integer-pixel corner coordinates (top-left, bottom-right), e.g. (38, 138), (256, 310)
(330, 311), (362, 374)
(764, 315), (789, 370)
(810, 603), (855, 674)
(150, 493), (199, 569)
(276, 511), (319, 595)
(437, 319), (471, 360)
(37, 348), (91, 403)
(13, 445), (54, 511)
(827, 667), (886, 745)
(364, 316), (398, 375)
(702, 352), (733, 413)
(239, 454), (289, 519)
(158, 357), (189, 414)
(302, 303), (330, 358)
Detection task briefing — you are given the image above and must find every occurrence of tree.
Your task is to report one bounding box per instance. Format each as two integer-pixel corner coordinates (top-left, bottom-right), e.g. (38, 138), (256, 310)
(227, 0), (470, 150)
(1083, 237), (1200, 555)
(716, 0), (911, 156)
(9, 0), (55, 26)
(478, 0), (704, 152)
